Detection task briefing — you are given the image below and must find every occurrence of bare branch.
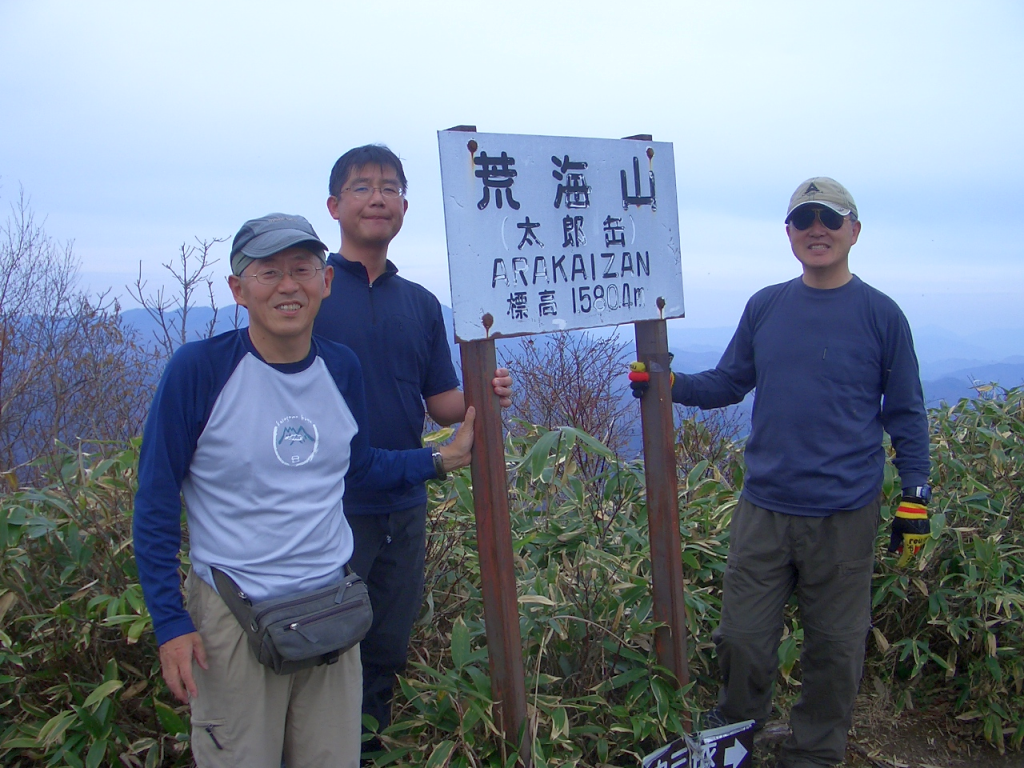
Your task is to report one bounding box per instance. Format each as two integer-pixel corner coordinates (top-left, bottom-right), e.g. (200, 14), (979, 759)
(1, 190), (158, 485)
(501, 330), (634, 475)
(126, 235), (228, 357)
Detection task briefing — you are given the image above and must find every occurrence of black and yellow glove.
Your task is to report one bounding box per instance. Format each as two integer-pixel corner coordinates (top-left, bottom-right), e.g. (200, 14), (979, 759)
(628, 361), (651, 398)
(627, 360), (675, 399)
(888, 498), (930, 567)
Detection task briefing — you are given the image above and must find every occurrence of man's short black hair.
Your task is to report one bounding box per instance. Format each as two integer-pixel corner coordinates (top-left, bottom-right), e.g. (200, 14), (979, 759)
(328, 145), (408, 198)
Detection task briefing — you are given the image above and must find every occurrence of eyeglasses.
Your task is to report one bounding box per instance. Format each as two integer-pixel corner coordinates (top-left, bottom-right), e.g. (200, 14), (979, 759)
(341, 185), (405, 200)
(788, 206), (846, 231)
(242, 265), (324, 286)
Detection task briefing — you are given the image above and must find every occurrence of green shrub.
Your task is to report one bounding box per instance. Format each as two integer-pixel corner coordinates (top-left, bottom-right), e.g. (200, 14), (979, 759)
(386, 422), (731, 766)
(2, 387), (1022, 765)
(870, 386), (1024, 753)
(387, 389), (1024, 762)
(0, 443), (189, 768)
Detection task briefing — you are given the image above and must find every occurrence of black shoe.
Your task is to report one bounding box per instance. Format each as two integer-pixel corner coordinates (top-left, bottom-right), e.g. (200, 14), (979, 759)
(701, 706), (765, 732)
(702, 707), (732, 730)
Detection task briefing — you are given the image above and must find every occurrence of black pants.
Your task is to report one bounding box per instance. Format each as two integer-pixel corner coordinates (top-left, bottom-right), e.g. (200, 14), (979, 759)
(346, 505), (427, 737)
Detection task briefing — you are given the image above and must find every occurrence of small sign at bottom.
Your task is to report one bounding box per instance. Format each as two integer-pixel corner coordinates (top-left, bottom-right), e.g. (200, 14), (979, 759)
(641, 720), (755, 768)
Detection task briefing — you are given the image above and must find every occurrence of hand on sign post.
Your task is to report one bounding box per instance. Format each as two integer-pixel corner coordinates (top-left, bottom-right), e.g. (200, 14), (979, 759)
(628, 359), (675, 399)
(628, 361), (651, 398)
(438, 407), (476, 473)
(492, 368), (513, 408)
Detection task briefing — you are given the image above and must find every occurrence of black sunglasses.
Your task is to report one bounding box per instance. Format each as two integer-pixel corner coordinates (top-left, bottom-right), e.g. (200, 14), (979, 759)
(788, 206), (846, 231)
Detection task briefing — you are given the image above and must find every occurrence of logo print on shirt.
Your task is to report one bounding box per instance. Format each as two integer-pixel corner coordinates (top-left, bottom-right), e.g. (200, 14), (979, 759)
(273, 416), (319, 466)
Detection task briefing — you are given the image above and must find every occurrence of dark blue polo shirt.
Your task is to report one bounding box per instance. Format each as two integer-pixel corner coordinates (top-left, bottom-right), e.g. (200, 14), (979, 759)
(313, 254), (460, 514)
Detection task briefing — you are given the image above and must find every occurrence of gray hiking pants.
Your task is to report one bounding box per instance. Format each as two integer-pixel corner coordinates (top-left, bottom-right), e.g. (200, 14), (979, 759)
(714, 496), (879, 768)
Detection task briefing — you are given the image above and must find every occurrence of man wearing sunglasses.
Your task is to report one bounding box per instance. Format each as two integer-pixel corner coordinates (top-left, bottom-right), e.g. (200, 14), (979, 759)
(313, 145), (513, 752)
(635, 178), (930, 767)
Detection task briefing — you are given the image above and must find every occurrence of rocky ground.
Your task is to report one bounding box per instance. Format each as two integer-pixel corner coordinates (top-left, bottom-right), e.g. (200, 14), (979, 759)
(747, 691), (1024, 768)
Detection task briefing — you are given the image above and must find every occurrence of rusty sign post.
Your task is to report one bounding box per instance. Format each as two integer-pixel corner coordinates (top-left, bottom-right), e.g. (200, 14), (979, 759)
(625, 134), (690, 694)
(461, 336), (531, 765)
(448, 127), (532, 766)
(438, 127), (690, 758)
(635, 318), (690, 689)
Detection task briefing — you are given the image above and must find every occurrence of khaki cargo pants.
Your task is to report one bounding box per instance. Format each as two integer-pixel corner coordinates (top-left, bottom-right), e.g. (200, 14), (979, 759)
(185, 571), (362, 768)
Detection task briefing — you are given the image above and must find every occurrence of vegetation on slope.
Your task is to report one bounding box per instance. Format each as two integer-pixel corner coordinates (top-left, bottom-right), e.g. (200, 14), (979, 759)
(1, 388), (1022, 766)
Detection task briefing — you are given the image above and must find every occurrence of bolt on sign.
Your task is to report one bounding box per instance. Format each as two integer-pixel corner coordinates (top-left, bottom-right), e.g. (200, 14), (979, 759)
(438, 130), (685, 341)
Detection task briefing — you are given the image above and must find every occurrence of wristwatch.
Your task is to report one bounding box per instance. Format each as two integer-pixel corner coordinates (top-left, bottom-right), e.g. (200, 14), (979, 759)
(901, 485), (932, 503)
(431, 446), (447, 481)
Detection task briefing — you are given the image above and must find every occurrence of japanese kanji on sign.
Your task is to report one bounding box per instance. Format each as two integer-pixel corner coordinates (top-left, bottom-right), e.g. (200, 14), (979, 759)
(438, 130), (685, 341)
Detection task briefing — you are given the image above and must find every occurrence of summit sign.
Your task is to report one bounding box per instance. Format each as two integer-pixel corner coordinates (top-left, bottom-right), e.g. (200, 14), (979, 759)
(438, 130), (685, 341)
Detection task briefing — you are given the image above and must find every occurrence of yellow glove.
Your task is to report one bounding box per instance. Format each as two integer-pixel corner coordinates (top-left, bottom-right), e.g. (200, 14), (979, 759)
(888, 500), (929, 567)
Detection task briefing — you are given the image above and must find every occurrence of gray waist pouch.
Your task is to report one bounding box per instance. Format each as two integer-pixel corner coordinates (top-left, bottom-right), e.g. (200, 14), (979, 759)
(211, 566), (372, 675)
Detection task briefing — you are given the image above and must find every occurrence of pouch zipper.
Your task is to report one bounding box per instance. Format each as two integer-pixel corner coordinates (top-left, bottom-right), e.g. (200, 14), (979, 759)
(252, 581), (356, 624)
(286, 600), (364, 631)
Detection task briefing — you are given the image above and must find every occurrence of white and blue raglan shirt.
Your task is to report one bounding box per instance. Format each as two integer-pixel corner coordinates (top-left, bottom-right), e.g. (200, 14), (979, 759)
(133, 329), (437, 646)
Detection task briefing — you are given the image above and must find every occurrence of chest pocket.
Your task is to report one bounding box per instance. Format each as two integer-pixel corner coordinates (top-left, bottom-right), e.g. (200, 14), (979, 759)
(821, 339), (881, 394)
(383, 314), (428, 389)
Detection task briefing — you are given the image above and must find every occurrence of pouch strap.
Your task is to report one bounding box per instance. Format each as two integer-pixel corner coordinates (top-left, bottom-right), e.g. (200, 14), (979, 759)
(211, 567), (260, 639)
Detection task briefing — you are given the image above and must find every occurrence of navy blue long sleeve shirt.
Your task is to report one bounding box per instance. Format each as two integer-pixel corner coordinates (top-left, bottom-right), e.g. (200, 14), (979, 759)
(672, 276), (930, 515)
(313, 255), (460, 515)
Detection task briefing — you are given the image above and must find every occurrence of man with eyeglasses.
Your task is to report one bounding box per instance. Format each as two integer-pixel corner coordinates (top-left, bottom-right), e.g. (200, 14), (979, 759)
(313, 145), (513, 749)
(632, 178), (930, 768)
(134, 213), (477, 767)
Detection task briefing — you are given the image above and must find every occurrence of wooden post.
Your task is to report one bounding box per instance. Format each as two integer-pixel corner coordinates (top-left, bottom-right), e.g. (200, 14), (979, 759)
(635, 321), (691, 691)
(460, 337), (531, 765)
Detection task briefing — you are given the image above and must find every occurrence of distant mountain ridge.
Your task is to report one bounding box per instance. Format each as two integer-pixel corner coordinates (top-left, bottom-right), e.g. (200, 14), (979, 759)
(124, 306), (1023, 408)
(121, 306), (245, 349)
(439, 307), (1024, 409)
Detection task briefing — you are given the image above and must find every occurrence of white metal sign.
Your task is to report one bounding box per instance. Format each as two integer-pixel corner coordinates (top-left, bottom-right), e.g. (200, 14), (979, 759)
(438, 130), (684, 342)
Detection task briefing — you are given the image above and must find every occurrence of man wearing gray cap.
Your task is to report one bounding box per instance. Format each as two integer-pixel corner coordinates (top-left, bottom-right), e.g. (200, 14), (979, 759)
(634, 179), (930, 767)
(133, 213), (476, 767)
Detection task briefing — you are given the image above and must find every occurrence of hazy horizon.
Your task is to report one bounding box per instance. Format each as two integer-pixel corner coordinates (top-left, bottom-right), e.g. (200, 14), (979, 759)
(3, 2), (1021, 337)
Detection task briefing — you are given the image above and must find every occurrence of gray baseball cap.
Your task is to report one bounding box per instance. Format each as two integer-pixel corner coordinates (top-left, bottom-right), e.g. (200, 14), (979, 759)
(786, 177), (858, 221)
(230, 213), (328, 276)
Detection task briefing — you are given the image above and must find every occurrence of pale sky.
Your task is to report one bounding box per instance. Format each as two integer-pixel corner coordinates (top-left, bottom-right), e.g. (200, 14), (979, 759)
(2, 1), (1021, 336)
